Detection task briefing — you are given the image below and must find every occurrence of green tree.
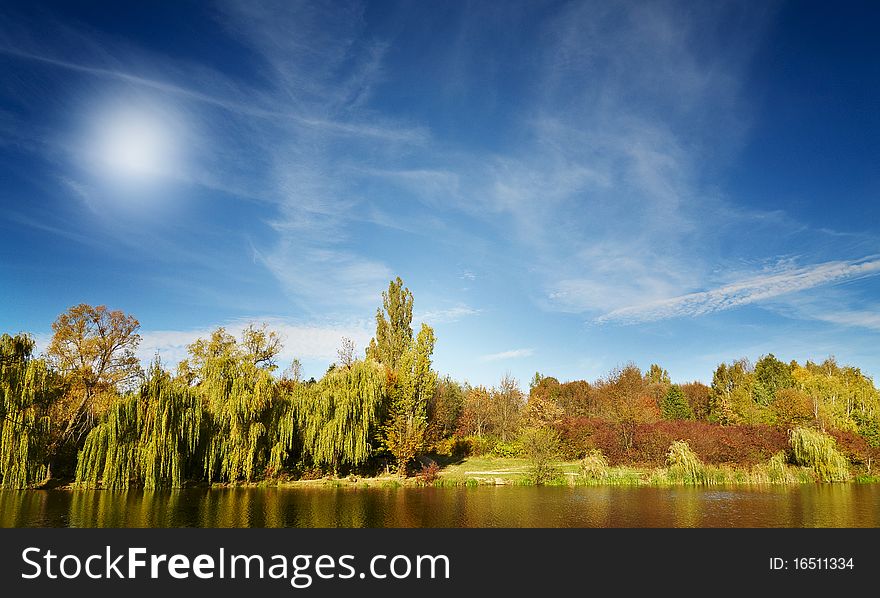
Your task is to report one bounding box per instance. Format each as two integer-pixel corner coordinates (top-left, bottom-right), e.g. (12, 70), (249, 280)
(184, 326), (282, 483)
(661, 384), (693, 420)
(367, 277), (413, 370)
(646, 364), (671, 385)
(368, 278), (438, 476)
(0, 334), (61, 488)
(295, 360), (385, 474)
(519, 426), (561, 485)
(754, 353), (794, 405)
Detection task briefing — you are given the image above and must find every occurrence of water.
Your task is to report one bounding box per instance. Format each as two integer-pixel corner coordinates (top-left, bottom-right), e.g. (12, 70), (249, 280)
(2, 484), (879, 527)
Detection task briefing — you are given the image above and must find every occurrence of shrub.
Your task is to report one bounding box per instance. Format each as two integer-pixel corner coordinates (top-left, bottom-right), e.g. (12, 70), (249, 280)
(417, 462), (441, 485)
(556, 418), (789, 466)
(430, 436), (469, 457)
(789, 427), (850, 482)
(519, 426), (562, 485)
(462, 435), (493, 457)
(579, 449), (609, 481)
(666, 440), (705, 484)
(492, 440), (521, 458)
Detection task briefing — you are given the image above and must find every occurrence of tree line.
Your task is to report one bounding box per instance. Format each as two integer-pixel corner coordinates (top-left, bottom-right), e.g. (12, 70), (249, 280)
(1, 277), (878, 489)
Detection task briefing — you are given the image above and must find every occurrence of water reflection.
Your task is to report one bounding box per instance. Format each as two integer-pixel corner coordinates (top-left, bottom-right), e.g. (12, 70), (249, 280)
(1, 485), (879, 528)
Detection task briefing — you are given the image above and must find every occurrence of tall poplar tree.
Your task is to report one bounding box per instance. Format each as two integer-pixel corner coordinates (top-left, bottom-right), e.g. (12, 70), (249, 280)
(368, 278), (437, 476)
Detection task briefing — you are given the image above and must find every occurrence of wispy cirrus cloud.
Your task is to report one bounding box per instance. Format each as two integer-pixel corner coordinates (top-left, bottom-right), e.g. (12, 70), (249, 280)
(480, 348), (534, 362)
(415, 305), (480, 325)
(596, 256), (880, 324)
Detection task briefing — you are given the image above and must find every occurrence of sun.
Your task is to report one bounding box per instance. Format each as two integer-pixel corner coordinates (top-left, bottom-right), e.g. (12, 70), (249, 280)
(89, 104), (177, 182)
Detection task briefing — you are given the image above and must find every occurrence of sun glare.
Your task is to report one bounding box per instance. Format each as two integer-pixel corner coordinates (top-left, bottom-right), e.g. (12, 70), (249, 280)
(86, 103), (180, 184)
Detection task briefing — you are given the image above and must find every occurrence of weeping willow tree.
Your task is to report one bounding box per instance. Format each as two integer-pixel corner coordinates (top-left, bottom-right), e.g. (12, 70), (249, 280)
(789, 426), (851, 482)
(295, 360), (385, 473)
(75, 362), (203, 489)
(201, 365), (275, 483)
(0, 334), (59, 488)
(190, 327), (281, 483)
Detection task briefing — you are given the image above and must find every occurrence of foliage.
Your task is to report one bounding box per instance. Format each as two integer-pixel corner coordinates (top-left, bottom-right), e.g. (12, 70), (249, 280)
(47, 304), (142, 448)
(556, 418), (789, 466)
(519, 426), (561, 485)
(0, 334), (59, 488)
(417, 462), (441, 485)
(371, 278), (437, 476)
(681, 382), (711, 421)
(76, 362), (202, 489)
(427, 375), (465, 443)
(596, 364), (658, 450)
(492, 440), (521, 458)
(366, 277), (413, 370)
(789, 427), (851, 482)
(529, 375), (595, 418)
(458, 385), (493, 438)
(579, 449), (609, 481)
(491, 374), (525, 442)
(196, 329), (278, 483)
(666, 440), (705, 484)
(771, 388), (814, 429)
(661, 385), (693, 420)
(295, 360), (385, 472)
(646, 364), (671, 385)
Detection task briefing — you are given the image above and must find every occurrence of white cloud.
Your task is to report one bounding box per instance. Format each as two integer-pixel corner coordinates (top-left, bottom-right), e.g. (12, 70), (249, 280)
(415, 305), (480, 325)
(480, 348), (534, 362)
(596, 257), (880, 324)
(137, 317), (373, 371)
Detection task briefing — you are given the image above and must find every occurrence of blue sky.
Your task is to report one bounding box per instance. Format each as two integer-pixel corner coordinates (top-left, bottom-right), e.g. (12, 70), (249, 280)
(1, 0), (878, 388)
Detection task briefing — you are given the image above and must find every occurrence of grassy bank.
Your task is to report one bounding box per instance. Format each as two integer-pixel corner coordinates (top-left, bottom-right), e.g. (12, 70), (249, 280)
(232, 455), (877, 489)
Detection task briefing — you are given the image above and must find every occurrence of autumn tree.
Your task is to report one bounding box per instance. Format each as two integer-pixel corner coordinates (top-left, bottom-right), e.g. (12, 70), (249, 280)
(47, 304), (142, 447)
(597, 364), (658, 450)
(491, 374), (525, 442)
(427, 375), (465, 442)
(460, 385), (493, 438)
(681, 381), (711, 420)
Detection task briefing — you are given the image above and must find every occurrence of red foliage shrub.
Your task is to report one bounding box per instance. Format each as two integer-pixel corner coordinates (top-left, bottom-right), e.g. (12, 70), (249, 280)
(556, 418), (789, 466)
(828, 429), (880, 465)
(417, 462), (441, 485)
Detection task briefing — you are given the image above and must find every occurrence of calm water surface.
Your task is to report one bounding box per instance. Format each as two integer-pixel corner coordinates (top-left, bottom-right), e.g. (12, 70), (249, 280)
(2, 485), (879, 527)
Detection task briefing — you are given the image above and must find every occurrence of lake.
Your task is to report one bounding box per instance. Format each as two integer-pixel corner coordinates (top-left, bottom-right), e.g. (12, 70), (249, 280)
(2, 484), (879, 527)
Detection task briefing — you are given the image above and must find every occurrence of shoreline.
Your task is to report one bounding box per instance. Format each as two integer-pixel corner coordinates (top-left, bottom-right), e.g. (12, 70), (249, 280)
(16, 456), (880, 491)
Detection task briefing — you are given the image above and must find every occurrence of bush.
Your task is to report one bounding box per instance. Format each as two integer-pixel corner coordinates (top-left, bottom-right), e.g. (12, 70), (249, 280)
(492, 440), (521, 458)
(666, 440), (705, 484)
(579, 449), (609, 481)
(417, 462), (441, 485)
(462, 435), (493, 456)
(556, 418), (789, 466)
(789, 427), (850, 482)
(519, 427), (562, 485)
(430, 436), (469, 457)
